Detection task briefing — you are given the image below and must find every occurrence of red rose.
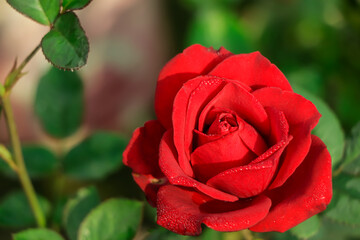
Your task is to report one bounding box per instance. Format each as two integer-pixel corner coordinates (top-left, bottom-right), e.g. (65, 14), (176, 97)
(123, 44), (332, 235)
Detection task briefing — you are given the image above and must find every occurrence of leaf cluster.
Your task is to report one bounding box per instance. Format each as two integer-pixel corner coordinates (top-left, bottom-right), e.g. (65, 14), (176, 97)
(7, 0), (92, 70)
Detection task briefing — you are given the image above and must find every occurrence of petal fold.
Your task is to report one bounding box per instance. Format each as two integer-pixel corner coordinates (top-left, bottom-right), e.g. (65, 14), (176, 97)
(191, 131), (256, 182)
(253, 87), (321, 189)
(173, 76), (227, 176)
(123, 120), (165, 178)
(157, 185), (272, 235)
(207, 136), (291, 198)
(159, 130), (238, 202)
(250, 135), (332, 232)
(209, 52), (292, 91)
(156, 44), (232, 128)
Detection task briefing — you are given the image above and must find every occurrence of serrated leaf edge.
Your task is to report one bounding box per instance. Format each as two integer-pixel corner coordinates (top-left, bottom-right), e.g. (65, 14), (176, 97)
(41, 12), (89, 71)
(62, 0), (93, 12)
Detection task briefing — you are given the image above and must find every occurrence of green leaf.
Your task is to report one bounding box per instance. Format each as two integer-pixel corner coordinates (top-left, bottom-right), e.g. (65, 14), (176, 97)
(78, 198), (143, 240)
(342, 122), (360, 175)
(186, 7), (252, 54)
(63, 132), (127, 180)
(51, 198), (68, 227)
(145, 228), (194, 240)
(6, 0), (60, 25)
(293, 85), (345, 168)
(325, 174), (360, 226)
(62, 0), (92, 11)
(201, 228), (223, 240)
(13, 228), (65, 240)
(290, 215), (320, 239)
(308, 217), (360, 240)
(41, 12), (89, 70)
(0, 191), (50, 228)
(271, 231), (298, 240)
(23, 145), (58, 178)
(145, 227), (221, 240)
(63, 187), (100, 240)
(34, 66), (84, 138)
(0, 145), (58, 179)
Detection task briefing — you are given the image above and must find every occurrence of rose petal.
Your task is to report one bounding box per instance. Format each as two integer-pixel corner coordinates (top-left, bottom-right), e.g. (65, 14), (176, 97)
(173, 76), (227, 176)
(157, 185), (272, 235)
(191, 131), (257, 182)
(156, 44), (232, 128)
(197, 107), (239, 141)
(194, 129), (224, 146)
(237, 118), (268, 156)
(265, 107), (289, 146)
(132, 173), (167, 207)
(199, 82), (270, 135)
(252, 87), (321, 189)
(207, 137), (291, 198)
(159, 130), (238, 202)
(250, 135), (332, 232)
(123, 120), (165, 178)
(209, 52), (292, 91)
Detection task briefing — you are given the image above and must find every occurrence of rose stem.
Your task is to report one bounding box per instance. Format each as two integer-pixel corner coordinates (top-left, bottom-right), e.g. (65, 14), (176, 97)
(0, 43), (46, 228)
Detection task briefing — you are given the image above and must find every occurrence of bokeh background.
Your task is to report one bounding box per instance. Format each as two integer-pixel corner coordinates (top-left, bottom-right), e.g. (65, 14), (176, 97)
(0, 0), (360, 239)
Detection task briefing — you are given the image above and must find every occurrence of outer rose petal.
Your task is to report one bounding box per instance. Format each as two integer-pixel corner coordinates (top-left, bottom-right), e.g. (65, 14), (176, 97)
(252, 87), (321, 189)
(209, 52), (292, 91)
(123, 120), (165, 178)
(156, 44), (232, 128)
(250, 135), (332, 232)
(159, 130), (239, 202)
(157, 185), (272, 235)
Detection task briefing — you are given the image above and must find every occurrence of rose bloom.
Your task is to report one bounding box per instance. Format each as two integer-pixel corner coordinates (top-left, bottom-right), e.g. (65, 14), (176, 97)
(123, 44), (332, 235)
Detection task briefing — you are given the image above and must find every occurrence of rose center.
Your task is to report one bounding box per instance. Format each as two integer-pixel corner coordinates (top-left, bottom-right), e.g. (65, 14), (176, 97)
(206, 112), (238, 136)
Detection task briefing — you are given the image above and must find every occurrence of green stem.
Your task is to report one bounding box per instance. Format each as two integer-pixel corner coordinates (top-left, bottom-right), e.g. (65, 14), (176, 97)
(5, 43), (41, 91)
(1, 95), (46, 227)
(241, 229), (254, 240)
(0, 144), (18, 173)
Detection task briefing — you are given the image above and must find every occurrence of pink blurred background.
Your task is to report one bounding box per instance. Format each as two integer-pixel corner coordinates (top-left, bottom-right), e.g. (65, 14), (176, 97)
(0, 0), (172, 144)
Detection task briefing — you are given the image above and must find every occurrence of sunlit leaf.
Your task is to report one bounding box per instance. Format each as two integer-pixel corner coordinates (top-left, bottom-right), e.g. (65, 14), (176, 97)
(290, 215), (320, 239)
(62, 0), (92, 11)
(78, 199), (142, 240)
(6, 0), (60, 25)
(41, 12), (89, 70)
(13, 228), (65, 240)
(63, 187), (100, 240)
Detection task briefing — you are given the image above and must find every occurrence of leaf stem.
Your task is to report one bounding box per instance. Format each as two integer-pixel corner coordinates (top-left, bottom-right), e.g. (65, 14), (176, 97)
(1, 93), (46, 228)
(4, 43), (41, 91)
(0, 144), (18, 173)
